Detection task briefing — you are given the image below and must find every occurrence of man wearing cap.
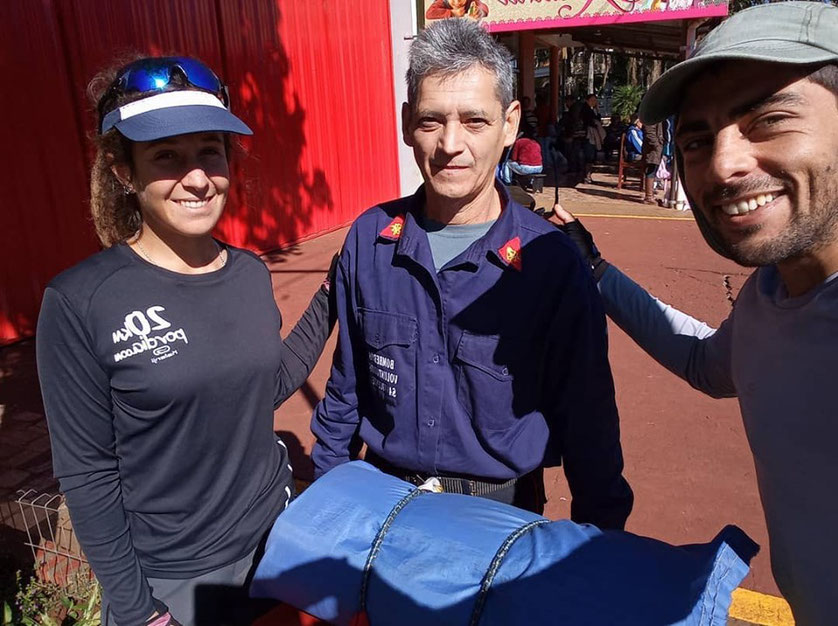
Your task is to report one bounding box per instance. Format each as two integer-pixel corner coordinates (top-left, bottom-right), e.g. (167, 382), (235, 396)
(311, 18), (633, 528)
(554, 2), (838, 622)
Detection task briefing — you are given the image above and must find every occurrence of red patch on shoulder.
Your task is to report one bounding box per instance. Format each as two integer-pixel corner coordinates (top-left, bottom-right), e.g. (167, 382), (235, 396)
(498, 236), (522, 271)
(379, 215), (405, 240)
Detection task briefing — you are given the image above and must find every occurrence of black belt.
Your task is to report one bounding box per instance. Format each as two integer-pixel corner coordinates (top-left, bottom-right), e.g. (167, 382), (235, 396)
(401, 473), (517, 496)
(365, 452), (518, 496)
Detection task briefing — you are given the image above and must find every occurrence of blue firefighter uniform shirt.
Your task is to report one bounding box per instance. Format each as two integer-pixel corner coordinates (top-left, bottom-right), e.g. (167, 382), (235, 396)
(312, 185), (633, 529)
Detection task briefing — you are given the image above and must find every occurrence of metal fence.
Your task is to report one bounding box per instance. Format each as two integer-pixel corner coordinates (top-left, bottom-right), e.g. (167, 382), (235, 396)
(16, 489), (93, 587)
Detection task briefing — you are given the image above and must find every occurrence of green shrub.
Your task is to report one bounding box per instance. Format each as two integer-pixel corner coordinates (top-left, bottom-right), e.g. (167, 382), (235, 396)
(611, 84), (646, 121)
(3, 572), (99, 626)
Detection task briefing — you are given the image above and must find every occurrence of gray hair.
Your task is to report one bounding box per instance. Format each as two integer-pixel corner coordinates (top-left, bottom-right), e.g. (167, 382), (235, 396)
(407, 18), (515, 111)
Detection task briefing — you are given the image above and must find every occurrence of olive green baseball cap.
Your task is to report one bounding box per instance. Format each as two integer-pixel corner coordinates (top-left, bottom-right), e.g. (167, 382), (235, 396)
(640, 1), (838, 124)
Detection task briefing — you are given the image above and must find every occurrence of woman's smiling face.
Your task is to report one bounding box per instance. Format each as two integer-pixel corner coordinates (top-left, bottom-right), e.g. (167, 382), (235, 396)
(120, 132), (230, 239)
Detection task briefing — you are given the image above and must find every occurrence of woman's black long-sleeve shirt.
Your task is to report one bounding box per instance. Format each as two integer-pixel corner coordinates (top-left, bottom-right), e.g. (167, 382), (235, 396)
(36, 244), (330, 625)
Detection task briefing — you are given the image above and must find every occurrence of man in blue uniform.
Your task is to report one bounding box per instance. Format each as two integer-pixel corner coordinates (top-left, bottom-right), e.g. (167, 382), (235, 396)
(311, 18), (632, 526)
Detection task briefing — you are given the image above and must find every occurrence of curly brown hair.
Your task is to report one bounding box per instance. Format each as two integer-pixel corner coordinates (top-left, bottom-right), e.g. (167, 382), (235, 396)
(89, 131), (141, 247)
(87, 55), (148, 248)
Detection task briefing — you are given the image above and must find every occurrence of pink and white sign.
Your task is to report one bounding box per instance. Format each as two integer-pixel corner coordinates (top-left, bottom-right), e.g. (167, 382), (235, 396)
(423, 0), (728, 31)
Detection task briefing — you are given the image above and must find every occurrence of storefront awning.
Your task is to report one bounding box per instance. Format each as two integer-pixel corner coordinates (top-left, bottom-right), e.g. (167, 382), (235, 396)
(424, 0), (728, 55)
(537, 19), (714, 57)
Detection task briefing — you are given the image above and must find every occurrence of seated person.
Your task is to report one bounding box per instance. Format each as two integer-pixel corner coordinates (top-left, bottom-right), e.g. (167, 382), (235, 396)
(625, 115), (643, 160)
(501, 124), (543, 185)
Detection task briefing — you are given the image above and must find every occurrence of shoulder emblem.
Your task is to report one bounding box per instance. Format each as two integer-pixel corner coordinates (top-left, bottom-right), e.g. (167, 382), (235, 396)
(379, 215), (405, 241)
(498, 236), (522, 271)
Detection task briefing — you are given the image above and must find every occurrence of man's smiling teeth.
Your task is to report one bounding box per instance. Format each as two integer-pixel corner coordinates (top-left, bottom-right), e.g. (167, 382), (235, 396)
(721, 193), (775, 216)
(178, 199), (209, 209)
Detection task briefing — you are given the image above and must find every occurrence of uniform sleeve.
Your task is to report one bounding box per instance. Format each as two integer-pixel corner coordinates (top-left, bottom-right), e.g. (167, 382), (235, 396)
(545, 259), (634, 530)
(36, 288), (158, 625)
(310, 254), (362, 478)
(598, 265), (736, 398)
(274, 287), (333, 407)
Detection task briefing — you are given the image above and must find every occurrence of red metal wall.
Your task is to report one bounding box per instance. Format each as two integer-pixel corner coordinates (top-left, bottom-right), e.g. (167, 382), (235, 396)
(1, 0), (400, 344)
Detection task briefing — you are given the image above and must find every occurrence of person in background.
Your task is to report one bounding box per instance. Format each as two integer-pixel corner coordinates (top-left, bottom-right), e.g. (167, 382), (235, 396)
(640, 117), (663, 204)
(37, 56), (335, 626)
(501, 123), (543, 187)
(533, 91), (556, 170)
(580, 93), (602, 184)
(311, 18), (633, 526)
(557, 95), (579, 172)
(658, 115), (676, 205)
(625, 115), (644, 160)
(521, 96), (539, 132)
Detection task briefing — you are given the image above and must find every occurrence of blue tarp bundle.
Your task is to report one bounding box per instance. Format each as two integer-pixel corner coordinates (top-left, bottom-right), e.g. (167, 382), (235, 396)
(251, 462), (758, 625)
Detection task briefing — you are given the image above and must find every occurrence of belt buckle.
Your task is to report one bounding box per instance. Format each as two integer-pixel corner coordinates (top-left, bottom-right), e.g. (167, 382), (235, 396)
(416, 476), (444, 493)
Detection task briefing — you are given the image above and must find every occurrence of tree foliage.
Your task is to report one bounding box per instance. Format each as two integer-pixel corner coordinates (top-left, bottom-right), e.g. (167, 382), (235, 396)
(611, 84), (645, 120)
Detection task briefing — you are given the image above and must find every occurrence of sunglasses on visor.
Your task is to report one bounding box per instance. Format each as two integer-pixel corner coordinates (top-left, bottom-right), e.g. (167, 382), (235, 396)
(97, 56), (230, 134)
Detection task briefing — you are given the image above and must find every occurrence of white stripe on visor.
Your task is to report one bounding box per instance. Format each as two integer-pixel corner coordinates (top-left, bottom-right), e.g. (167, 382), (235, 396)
(116, 90), (226, 121)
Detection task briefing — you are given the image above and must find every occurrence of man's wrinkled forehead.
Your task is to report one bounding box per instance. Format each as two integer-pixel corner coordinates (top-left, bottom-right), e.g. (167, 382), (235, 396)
(675, 60), (813, 131)
(411, 66), (503, 109)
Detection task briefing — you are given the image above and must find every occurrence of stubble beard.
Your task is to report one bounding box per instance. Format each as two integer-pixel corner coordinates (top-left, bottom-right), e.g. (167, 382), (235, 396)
(704, 166), (838, 267)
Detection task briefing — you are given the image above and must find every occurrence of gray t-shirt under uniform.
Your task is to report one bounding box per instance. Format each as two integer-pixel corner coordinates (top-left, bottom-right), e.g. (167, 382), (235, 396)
(598, 263), (838, 626)
(416, 215), (496, 272)
(37, 244), (329, 625)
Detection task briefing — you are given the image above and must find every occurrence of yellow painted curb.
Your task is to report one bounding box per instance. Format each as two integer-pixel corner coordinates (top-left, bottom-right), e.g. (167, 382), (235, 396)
(729, 588), (795, 625)
(572, 212), (695, 221)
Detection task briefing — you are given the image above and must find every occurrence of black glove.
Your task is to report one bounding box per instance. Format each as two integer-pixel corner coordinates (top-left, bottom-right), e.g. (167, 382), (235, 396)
(557, 220), (610, 281)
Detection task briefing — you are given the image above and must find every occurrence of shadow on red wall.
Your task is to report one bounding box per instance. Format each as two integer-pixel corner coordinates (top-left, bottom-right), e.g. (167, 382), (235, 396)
(1, 0), (399, 344)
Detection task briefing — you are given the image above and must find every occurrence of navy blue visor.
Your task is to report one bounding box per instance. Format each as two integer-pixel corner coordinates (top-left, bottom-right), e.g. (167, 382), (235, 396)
(97, 57), (252, 140)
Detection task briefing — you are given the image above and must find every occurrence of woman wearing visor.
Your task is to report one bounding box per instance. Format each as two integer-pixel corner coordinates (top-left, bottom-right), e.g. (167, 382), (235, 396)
(36, 57), (334, 625)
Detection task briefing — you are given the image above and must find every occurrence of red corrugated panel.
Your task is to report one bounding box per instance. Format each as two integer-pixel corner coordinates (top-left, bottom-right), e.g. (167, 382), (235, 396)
(1, 0), (399, 343)
(215, 0), (400, 250)
(0, 0), (97, 342)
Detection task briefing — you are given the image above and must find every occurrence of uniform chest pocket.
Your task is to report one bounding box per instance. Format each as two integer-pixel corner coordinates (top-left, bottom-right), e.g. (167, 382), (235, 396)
(359, 308), (417, 406)
(455, 332), (512, 380)
(455, 331), (530, 431)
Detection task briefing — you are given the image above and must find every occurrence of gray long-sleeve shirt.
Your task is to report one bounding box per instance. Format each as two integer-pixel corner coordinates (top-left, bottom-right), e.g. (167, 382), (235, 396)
(37, 244), (330, 625)
(599, 263), (838, 626)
